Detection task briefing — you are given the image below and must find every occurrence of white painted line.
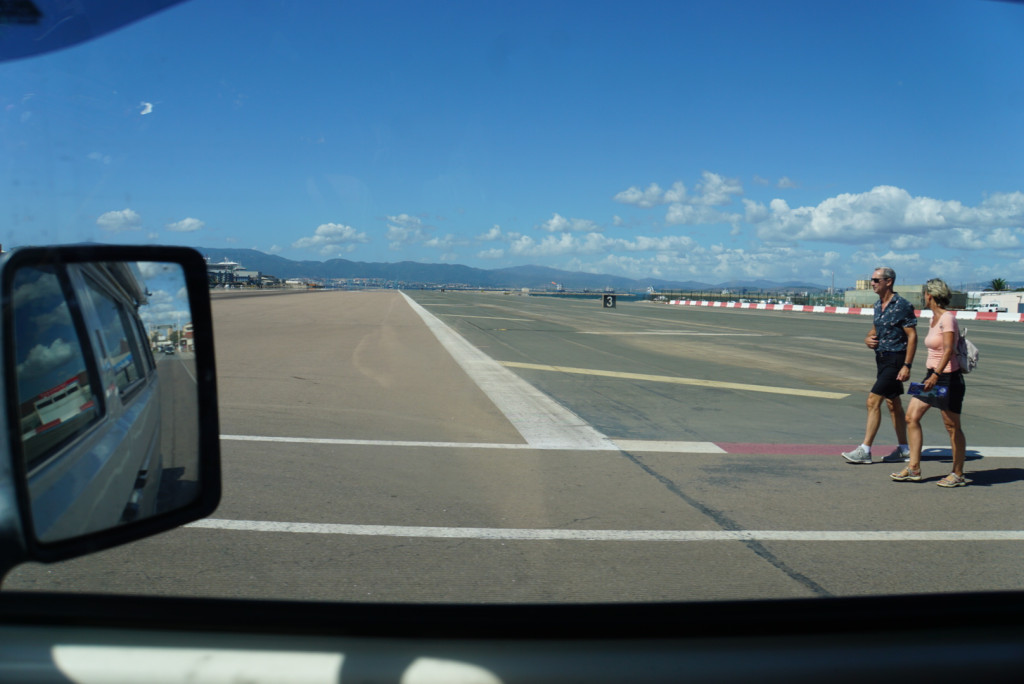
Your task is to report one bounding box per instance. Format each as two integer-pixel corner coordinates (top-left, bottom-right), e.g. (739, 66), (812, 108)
(400, 292), (616, 451)
(501, 361), (850, 400)
(221, 435), (714, 454)
(187, 519), (1024, 542)
(222, 434), (541, 450)
(961, 446), (1024, 459)
(220, 435), (1024, 458)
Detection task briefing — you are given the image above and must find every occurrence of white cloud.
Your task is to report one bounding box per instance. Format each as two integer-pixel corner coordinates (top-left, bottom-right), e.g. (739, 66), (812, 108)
(425, 234), (458, 249)
(166, 217), (205, 232)
(743, 198), (770, 224)
(477, 248), (505, 259)
(665, 203), (741, 226)
(140, 102), (153, 115)
(12, 273), (59, 311)
(508, 233), (584, 257)
(614, 181), (687, 207)
(566, 244), (841, 283)
(891, 234), (929, 250)
(477, 225), (504, 241)
(292, 222), (369, 256)
(539, 213), (601, 233)
(97, 208), (142, 232)
(613, 182), (669, 208)
(854, 249), (926, 272)
(777, 177), (797, 189)
(664, 182), (688, 203)
(615, 173), (742, 226)
(386, 214), (428, 249)
(694, 171), (743, 206)
(944, 227), (1021, 250)
(17, 338), (76, 377)
(755, 186), (1024, 246)
(506, 232), (697, 258)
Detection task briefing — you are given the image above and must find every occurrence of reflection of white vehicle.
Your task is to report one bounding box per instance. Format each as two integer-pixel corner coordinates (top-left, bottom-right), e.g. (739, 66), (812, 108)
(14, 259), (163, 543)
(977, 303), (1007, 312)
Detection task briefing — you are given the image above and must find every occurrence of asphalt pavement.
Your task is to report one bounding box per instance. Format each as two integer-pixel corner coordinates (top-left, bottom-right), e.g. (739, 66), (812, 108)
(5, 289), (1023, 602)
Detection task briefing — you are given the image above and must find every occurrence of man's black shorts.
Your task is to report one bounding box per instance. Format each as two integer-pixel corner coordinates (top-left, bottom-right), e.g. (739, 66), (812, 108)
(871, 351), (905, 399)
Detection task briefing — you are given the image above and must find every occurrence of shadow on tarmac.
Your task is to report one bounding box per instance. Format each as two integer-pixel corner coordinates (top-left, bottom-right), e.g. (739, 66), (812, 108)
(958, 468), (1024, 488)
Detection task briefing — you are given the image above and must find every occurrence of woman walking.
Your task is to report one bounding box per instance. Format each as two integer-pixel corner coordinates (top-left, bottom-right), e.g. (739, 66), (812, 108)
(890, 278), (968, 487)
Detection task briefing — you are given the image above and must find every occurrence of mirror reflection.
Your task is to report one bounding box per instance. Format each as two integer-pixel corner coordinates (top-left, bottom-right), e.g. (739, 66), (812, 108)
(10, 260), (201, 543)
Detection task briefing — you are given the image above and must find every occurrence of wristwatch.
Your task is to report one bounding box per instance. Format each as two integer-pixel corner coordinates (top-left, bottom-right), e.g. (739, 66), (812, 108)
(903, 362), (912, 368)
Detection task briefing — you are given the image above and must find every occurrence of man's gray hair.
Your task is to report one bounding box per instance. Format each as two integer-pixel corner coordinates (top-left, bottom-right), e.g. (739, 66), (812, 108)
(875, 267), (896, 282)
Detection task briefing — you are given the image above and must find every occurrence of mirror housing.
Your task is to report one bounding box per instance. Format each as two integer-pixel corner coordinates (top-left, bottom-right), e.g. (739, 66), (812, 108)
(0, 245), (220, 580)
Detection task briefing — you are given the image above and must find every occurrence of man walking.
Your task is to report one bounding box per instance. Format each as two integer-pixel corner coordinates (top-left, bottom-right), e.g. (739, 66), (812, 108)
(842, 267), (918, 464)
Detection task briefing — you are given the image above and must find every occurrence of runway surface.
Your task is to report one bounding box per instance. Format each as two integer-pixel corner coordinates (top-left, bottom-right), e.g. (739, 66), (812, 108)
(6, 289), (1024, 602)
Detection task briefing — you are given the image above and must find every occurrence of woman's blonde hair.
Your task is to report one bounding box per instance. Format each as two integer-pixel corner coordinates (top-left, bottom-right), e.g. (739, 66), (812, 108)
(925, 278), (952, 308)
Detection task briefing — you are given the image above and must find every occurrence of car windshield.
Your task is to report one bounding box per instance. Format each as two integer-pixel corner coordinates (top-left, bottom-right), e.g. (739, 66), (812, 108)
(2, 0), (1023, 603)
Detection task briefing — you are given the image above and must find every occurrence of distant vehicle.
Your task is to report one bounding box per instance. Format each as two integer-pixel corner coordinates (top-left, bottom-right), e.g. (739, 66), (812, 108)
(977, 303), (1008, 312)
(162, 346), (176, 355)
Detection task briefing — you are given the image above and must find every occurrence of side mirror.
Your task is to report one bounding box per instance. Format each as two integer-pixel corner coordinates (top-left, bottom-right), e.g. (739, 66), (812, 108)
(0, 245), (220, 580)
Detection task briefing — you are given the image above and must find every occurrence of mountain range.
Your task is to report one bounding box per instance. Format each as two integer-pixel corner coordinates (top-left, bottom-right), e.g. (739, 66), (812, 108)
(196, 248), (831, 292)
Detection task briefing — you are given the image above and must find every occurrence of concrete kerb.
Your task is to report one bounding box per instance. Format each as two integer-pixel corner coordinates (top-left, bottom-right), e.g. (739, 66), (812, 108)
(659, 300), (1024, 323)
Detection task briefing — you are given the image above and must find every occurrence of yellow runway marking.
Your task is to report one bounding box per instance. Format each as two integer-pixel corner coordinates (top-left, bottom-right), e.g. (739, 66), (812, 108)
(578, 331), (761, 336)
(500, 361), (849, 399)
(443, 314), (534, 321)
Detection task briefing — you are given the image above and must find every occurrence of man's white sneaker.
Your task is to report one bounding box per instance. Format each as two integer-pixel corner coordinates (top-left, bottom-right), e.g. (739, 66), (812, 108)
(881, 447), (910, 463)
(841, 446), (872, 464)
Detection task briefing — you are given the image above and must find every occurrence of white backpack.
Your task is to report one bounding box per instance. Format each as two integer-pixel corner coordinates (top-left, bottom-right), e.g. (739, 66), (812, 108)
(956, 327), (979, 374)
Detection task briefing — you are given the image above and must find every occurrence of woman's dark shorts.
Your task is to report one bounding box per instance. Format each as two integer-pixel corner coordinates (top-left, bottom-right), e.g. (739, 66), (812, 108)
(871, 351), (906, 399)
(915, 368), (966, 414)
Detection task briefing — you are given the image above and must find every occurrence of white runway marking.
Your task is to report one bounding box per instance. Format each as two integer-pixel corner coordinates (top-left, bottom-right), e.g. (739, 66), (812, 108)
(220, 436), (1024, 456)
(220, 434), (1024, 458)
(221, 434), (718, 453)
(187, 519), (1024, 542)
(222, 434), (575, 450)
(400, 292), (616, 451)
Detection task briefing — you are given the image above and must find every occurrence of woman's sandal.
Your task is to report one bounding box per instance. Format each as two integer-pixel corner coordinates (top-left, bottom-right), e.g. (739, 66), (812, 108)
(937, 473), (967, 487)
(890, 466), (922, 482)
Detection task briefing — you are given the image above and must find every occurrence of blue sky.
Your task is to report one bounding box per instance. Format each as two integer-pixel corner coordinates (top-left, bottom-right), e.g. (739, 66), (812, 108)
(2, 0), (1023, 287)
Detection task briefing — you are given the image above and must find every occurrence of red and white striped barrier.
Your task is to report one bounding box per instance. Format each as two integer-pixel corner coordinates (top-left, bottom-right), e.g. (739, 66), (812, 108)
(663, 300), (1024, 322)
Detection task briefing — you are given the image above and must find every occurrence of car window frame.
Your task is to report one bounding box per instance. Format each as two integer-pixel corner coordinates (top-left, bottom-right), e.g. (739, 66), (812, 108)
(76, 271), (152, 403)
(7, 264), (107, 476)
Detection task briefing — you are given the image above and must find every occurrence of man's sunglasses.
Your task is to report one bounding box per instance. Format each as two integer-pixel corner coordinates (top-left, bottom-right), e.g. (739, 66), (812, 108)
(871, 277), (891, 283)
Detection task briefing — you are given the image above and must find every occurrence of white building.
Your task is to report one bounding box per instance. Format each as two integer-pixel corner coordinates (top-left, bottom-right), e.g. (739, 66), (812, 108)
(968, 291), (1023, 313)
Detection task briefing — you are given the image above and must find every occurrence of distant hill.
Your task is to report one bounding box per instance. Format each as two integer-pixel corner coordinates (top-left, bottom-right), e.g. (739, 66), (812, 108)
(196, 247), (829, 292)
